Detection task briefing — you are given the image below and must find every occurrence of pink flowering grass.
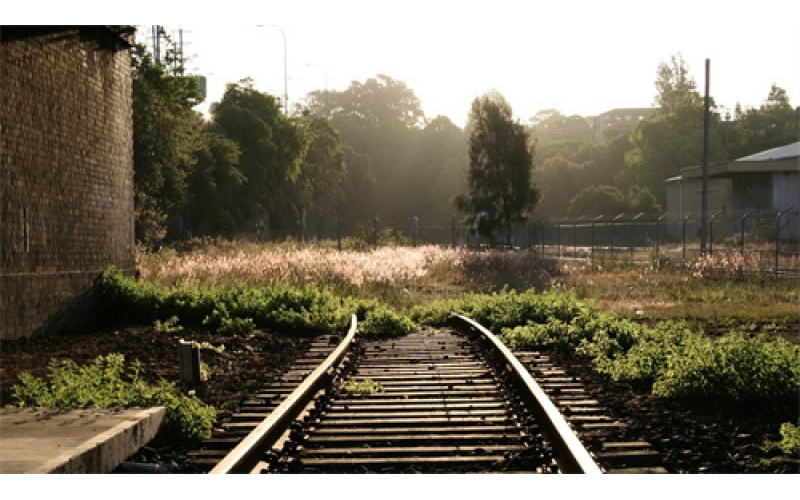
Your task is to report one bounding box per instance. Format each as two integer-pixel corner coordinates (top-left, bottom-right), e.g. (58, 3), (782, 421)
(137, 244), (463, 290)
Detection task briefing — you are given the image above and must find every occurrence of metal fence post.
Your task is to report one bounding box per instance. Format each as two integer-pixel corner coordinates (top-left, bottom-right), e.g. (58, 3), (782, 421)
(709, 210), (724, 255)
(610, 214), (624, 263)
(573, 216), (584, 259)
(655, 212), (669, 265)
(412, 216), (419, 247)
(337, 217), (342, 251)
(541, 221), (546, 257)
(556, 220), (562, 258)
(630, 212), (643, 261)
(527, 222), (532, 251)
(682, 212), (696, 261)
(452, 214), (456, 249)
(740, 209), (757, 255)
(373, 217), (378, 249)
(591, 215), (603, 264)
(775, 206), (795, 277)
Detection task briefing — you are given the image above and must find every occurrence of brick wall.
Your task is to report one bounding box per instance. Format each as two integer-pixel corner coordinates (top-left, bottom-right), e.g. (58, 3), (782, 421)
(1, 27), (135, 339)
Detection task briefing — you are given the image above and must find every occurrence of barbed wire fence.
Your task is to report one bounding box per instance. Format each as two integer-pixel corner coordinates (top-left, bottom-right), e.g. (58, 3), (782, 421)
(247, 208), (800, 277)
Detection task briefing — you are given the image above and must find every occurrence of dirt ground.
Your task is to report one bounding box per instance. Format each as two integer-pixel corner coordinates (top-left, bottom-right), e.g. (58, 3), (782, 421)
(1, 323), (797, 474)
(0, 324), (314, 413)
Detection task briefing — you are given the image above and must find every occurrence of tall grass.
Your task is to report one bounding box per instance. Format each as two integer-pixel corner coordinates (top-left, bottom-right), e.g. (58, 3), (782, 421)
(124, 241), (799, 414)
(137, 244), (462, 289)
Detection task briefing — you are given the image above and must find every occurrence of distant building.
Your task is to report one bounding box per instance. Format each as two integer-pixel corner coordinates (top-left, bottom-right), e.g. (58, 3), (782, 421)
(665, 142), (800, 241)
(590, 108), (657, 144)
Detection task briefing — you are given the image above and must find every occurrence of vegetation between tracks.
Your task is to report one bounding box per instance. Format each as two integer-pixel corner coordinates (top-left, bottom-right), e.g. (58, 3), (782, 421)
(101, 246), (800, 415)
(7, 243), (797, 453)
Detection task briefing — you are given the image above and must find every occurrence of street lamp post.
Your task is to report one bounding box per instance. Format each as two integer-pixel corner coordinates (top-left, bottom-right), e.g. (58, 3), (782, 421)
(257, 25), (288, 114)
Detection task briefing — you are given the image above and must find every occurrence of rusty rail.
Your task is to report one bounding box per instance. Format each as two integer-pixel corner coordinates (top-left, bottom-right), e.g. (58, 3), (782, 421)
(450, 313), (602, 474)
(209, 314), (358, 474)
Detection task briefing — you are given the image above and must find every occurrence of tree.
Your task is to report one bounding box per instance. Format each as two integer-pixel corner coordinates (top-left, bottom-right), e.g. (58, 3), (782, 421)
(131, 43), (204, 245)
(210, 80), (309, 231)
(621, 56), (726, 205)
(729, 84), (797, 158)
(568, 185), (660, 216)
(316, 74), (426, 130)
(411, 116), (468, 222)
(533, 155), (585, 220)
(308, 75), (431, 224)
(529, 109), (592, 144)
(454, 92), (539, 244)
(180, 131), (243, 237)
(338, 145), (376, 227)
(654, 52), (697, 112)
(568, 185), (628, 216)
(288, 116), (347, 239)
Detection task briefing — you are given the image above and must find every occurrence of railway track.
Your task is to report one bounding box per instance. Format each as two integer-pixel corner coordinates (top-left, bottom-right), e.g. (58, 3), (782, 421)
(184, 313), (666, 474)
(183, 331), (343, 471)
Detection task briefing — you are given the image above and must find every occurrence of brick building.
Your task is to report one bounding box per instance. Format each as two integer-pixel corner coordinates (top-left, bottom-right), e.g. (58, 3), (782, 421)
(1, 26), (136, 339)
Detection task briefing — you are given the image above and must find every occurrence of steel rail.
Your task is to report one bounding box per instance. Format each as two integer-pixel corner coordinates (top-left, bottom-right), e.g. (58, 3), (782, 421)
(450, 313), (603, 474)
(210, 314), (358, 474)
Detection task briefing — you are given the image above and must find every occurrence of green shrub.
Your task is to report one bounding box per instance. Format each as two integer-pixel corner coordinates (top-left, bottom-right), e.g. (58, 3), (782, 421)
(456, 288), (596, 334)
(770, 422), (800, 455)
(202, 304), (256, 335)
(409, 299), (455, 326)
(154, 316), (183, 333)
(585, 321), (697, 384)
(341, 378), (385, 394)
(652, 332), (800, 411)
(500, 320), (570, 350)
(98, 268), (353, 334)
(360, 307), (417, 337)
(7, 354), (215, 443)
(466, 286), (800, 413)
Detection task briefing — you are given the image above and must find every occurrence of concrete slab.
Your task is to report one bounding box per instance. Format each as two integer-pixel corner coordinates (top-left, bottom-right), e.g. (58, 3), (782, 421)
(0, 407), (165, 474)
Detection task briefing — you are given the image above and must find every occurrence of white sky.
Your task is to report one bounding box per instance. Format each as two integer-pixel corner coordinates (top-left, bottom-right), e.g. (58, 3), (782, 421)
(15, 1), (800, 128)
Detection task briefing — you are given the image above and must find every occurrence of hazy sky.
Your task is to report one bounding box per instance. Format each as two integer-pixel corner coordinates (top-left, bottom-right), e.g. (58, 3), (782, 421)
(22, 1), (800, 127)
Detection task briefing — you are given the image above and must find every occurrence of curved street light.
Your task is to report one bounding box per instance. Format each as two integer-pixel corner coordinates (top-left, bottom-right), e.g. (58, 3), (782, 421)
(257, 25), (288, 114)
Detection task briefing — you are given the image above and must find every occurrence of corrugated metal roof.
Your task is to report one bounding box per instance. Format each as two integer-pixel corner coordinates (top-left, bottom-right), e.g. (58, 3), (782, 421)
(736, 141), (800, 162)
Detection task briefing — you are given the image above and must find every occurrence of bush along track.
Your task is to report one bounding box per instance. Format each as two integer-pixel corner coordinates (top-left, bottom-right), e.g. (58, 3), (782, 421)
(97, 267), (418, 337)
(447, 288), (800, 470)
(7, 354), (216, 444)
(38, 268), (796, 469)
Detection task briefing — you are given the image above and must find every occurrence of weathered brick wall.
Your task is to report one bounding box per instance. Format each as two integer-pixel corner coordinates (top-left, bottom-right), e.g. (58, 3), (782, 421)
(1, 27), (135, 339)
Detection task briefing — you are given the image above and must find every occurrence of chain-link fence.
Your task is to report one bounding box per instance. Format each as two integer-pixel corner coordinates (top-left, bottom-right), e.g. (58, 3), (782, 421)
(243, 209), (800, 276)
(527, 209), (800, 276)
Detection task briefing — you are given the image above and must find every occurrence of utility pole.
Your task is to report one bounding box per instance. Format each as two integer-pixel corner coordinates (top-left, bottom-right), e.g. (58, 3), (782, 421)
(701, 58), (711, 255)
(152, 26), (162, 65)
(178, 28), (184, 76)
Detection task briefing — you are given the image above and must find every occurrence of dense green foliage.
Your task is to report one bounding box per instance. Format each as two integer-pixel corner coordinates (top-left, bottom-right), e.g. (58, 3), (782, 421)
(531, 53), (797, 219)
(134, 40), (796, 244)
(768, 422), (800, 455)
(85, 257), (799, 447)
(461, 289), (800, 413)
(132, 42), (348, 244)
(209, 80), (311, 231)
(132, 43), (209, 244)
(97, 267), (416, 337)
(306, 75), (469, 227)
(454, 92), (540, 244)
(7, 354), (215, 443)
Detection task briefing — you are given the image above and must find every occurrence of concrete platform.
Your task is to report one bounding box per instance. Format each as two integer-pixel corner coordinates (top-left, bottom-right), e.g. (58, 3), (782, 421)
(0, 407), (165, 474)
